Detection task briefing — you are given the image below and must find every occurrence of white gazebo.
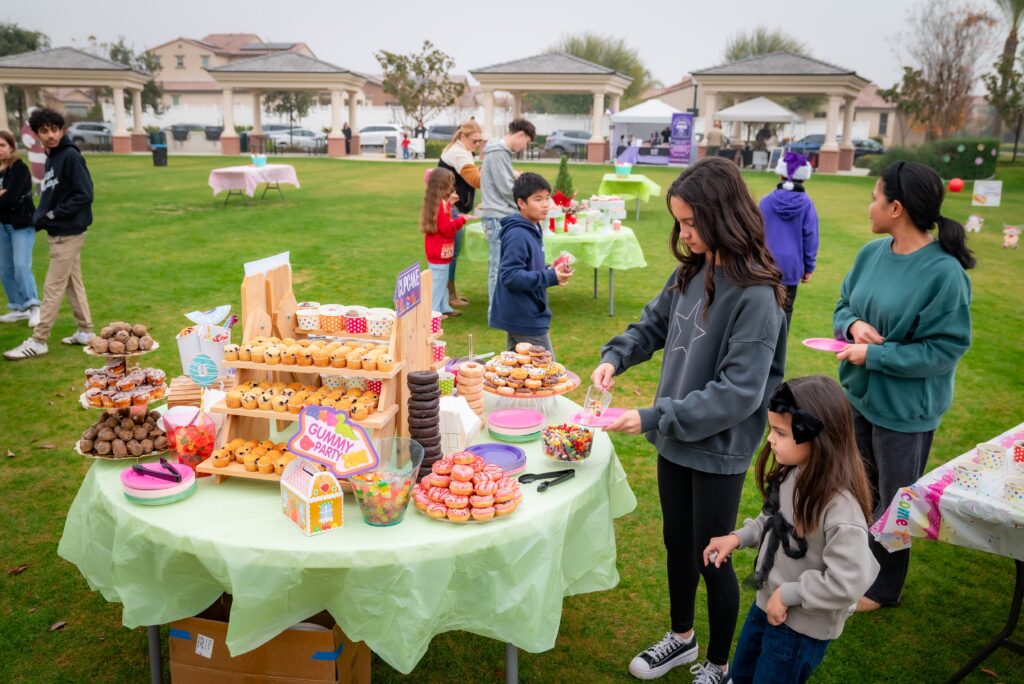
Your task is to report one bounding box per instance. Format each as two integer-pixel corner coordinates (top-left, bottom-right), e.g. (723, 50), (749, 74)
(0, 47), (151, 153)
(206, 52), (366, 157)
(470, 53), (632, 162)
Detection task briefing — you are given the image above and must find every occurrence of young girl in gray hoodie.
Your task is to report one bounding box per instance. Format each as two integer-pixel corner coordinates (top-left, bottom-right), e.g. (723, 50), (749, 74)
(704, 375), (878, 684)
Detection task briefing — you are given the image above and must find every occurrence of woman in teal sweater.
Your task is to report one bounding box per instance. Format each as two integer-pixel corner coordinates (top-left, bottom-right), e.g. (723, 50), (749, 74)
(833, 160), (974, 611)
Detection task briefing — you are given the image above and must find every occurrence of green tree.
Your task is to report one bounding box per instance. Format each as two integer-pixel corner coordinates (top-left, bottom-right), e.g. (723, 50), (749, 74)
(108, 37), (163, 116)
(375, 40), (465, 126)
(263, 92), (316, 145)
(553, 155), (574, 198)
(990, 0), (1024, 138)
(722, 26), (818, 115)
(524, 33), (658, 114)
(983, 52), (1024, 160)
(0, 22), (51, 129)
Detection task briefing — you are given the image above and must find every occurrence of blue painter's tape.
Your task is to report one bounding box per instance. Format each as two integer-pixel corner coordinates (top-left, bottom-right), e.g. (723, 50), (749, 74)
(311, 643), (343, 661)
(168, 628), (192, 641)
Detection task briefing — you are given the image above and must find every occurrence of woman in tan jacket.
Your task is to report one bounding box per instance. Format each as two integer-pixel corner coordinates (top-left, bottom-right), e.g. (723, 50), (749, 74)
(438, 120), (483, 308)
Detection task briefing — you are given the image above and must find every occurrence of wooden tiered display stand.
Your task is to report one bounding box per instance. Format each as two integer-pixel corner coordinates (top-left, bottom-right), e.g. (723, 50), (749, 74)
(199, 265), (441, 483)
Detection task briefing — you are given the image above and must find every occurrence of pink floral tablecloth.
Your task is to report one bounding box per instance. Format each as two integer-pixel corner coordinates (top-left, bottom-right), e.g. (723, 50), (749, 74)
(207, 164), (300, 197)
(872, 422), (1024, 560)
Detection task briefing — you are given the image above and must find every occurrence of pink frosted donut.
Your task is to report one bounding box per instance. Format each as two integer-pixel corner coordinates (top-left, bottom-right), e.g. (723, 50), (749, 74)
(471, 506), (496, 521)
(497, 477), (517, 490)
(494, 486), (513, 504)
(432, 460), (453, 476)
(447, 507), (471, 522)
(494, 500), (516, 516)
(449, 479), (474, 496)
(428, 486), (448, 503)
(483, 464), (504, 480)
(451, 464), (474, 482)
(445, 493), (469, 509)
(430, 473), (451, 488)
(427, 503), (448, 519)
(452, 451), (476, 465)
(471, 457), (485, 472)
(413, 483), (428, 497)
(470, 494), (495, 508)
(472, 472), (491, 486)
(414, 495), (429, 511)
(512, 490), (523, 504)
(474, 480), (497, 496)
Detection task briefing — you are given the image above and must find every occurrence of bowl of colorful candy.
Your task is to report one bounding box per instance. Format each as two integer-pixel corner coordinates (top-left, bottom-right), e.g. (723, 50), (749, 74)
(348, 437), (424, 526)
(542, 423), (594, 462)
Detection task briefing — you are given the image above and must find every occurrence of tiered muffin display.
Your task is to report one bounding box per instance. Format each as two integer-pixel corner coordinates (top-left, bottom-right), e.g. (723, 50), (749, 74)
(455, 361), (485, 418)
(406, 371), (442, 477)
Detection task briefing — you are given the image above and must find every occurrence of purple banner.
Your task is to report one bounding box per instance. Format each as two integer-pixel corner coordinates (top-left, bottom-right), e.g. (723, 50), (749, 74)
(668, 113), (694, 165)
(393, 264), (421, 318)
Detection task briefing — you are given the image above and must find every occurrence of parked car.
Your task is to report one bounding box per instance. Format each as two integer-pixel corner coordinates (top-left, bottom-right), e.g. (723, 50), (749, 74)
(785, 134), (885, 160)
(852, 138), (885, 158)
(67, 122), (112, 146)
(262, 124), (296, 133)
(268, 128), (326, 150)
(544, 130), (591, 156)
(425, 125), (457, 141)
(358, 124), (407, 147)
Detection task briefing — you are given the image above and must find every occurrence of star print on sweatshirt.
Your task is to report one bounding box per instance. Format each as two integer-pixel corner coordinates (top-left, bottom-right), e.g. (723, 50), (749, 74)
(670, 299), (706, 355)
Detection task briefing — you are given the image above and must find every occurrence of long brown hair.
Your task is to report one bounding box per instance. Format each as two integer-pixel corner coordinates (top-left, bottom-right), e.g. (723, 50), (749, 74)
(755, 375), (873, 534)
(420, 168), (455, 234)
(444, 119), (481, 152)
(0, 130), (19, 170)
(666, 157), (785, 310)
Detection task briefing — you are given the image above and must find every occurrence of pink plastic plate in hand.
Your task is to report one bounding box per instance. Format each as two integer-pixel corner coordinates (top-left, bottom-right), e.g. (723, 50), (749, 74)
(802, 338), (848, 353)
(569, 407), (627, 428)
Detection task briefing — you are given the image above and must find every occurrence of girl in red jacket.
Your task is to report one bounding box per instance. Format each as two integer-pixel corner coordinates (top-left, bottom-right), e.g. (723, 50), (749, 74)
(421, 168), (476, 318)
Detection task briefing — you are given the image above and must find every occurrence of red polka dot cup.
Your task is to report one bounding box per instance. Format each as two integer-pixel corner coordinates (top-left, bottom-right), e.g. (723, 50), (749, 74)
(1014, 440), (1024, 463)
(431, 341), (447, 363)
(430, 311), (443, 335)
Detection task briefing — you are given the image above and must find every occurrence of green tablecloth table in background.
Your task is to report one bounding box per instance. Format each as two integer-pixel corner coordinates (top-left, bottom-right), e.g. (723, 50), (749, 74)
(58, 395), (637, 681)
(463, 224), (647, 316)
(596, 173), (663, 221)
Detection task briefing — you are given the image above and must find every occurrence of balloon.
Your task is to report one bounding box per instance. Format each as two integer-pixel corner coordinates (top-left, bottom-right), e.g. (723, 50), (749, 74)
(947, 178), (964, 192)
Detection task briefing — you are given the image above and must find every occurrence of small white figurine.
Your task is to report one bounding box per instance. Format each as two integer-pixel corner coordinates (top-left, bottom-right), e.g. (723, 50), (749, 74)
(1003, 225), (1021, 249)
(965, 214), (984, 233)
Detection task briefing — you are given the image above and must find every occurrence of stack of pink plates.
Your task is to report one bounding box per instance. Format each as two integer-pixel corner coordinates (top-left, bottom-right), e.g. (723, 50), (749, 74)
(487, 408), (545, 443)
(120, 462), (196, 505)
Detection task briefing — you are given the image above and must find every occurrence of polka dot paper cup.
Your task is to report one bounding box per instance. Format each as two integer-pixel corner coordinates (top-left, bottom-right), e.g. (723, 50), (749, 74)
(296, 302), (321, 331)
(319, 304), (345, 333)
(320, 374), (345, 391)
(1014, 440), (1024, 463)
(954, 461), (984, 491)
(366, 308), (395, 337)
(344, 306), (368, 334)
(431, 340), (447, 364)
(975, 443), (1006, 471)
(430, 311), (443, 335)
(344, 377), (366, 391)
(438, 371), (455, 395)
(1005, 477), (1024, 509)
(365, 380), (382, 395)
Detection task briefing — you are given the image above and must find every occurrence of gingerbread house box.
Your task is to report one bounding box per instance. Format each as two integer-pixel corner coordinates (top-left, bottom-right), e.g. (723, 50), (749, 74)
(281, 459), (344, 536)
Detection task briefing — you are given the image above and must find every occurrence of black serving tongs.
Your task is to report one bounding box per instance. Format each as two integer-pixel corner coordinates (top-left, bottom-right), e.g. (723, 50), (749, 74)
(132, 457), (182, 483)
(518, 469), (575, 492)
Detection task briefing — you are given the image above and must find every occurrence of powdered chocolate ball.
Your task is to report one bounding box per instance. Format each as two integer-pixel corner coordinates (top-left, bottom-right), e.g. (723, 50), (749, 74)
(111, 440), (128, 457)
(94, 441), (111, 455)
(125, 336), (140, 352)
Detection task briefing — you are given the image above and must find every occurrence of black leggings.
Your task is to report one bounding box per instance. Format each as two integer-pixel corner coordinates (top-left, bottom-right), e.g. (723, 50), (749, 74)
(658, 456), (747, 667)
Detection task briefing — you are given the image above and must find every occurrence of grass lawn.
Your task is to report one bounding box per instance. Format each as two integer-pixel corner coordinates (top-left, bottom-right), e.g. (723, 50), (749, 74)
(0, 153), (1021, 683)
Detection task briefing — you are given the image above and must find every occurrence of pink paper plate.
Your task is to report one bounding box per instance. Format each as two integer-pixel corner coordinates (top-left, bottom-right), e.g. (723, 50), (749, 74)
(487, 408), (546, 430)
(801, 338), (848, 353)
(120, 461), (194, 490)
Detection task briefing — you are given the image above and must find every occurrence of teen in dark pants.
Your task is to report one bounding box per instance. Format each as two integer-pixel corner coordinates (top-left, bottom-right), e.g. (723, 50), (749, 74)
(593, 158), (787, 684)
(833, 161), (974, 611)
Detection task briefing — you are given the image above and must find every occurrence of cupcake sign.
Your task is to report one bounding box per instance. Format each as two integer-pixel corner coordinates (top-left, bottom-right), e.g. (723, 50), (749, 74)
(288, 406), (379, 477)
(393, 263), (421, 318)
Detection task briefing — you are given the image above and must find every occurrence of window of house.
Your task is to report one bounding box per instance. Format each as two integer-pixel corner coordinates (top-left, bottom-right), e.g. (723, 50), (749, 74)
(172, 95), (180, 106)
(879, 112), (889, 136)
(152, 55), (161, 67)
(175, 55), (184, 68)
(201, 55), (209, 68)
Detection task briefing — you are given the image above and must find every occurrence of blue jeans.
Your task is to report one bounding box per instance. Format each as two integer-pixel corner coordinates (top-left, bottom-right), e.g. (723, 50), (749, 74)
(731, 604), (829, 684)
(449, 228), (464, 283)
(428, 262), (453, 314)
(482, 217), (503, 312)
(0, 224), (40, 310)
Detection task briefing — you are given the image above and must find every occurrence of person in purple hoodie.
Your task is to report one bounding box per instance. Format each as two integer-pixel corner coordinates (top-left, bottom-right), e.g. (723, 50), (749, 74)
(759, 152), (819, 328)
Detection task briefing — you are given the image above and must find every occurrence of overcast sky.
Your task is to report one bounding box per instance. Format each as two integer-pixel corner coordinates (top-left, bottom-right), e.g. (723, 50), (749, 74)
(2, 0), (1004, 89)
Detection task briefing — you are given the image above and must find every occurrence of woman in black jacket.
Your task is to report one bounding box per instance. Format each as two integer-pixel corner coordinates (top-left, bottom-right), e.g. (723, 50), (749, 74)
(0, 129), (39, 325)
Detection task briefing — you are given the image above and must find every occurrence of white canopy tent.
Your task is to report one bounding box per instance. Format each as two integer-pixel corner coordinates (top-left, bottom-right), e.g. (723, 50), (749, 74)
(714, 96), (803, 124)
(610, 99), (683, 157)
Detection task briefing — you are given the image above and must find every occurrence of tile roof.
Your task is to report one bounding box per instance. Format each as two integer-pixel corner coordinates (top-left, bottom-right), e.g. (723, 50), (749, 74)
(200, 34), (263, 53)
(207, 52), (349, 74)
(473, 52), (628, 79)
(0, 46), (147, 74)
(693, 52), (857, 77)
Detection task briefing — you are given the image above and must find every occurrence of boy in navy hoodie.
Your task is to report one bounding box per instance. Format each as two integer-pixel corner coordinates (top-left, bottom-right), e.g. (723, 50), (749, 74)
(488, 173), (572, 354)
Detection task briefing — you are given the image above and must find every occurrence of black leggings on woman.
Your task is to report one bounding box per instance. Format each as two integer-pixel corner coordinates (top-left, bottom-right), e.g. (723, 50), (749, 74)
(658, 456), (747, 667)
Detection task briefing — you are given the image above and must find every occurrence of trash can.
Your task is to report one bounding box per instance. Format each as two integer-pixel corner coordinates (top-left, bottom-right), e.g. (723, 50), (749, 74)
(148, 130), (167, 146)
(239, 131), (249, 153)
(151, 144), (168, 167)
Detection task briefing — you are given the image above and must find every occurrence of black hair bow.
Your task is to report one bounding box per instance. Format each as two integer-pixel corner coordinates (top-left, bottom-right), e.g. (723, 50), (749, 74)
(768, 382), (823, 444)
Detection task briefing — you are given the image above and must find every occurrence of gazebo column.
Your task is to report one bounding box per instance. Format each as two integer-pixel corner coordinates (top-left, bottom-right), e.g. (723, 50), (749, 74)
(347, 90), (360, 155)
(482, 89), (496, 140)
(0, 86), (8, 130)
(587, 91), (606, 163)
(838, 96), (856, 171)
(511, 91), (522, 119)
(818, 95), (842, 173)
(130, 88), (147, 152)
(220, 87), (240, 155)
(111, 87), (132, 154)
(698, 91), (717, 159)
(250, 91), (265, 154)
(610, 94), (621, 114)
(327, 90), (345, 157)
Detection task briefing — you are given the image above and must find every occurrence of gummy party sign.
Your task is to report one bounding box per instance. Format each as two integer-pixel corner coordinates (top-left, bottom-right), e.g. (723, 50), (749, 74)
(288, 406), (379, 477)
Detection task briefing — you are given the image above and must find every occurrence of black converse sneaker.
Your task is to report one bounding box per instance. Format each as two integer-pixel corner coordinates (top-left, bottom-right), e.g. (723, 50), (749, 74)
(628, 631), (699, 679)
(689, 660), (731, 684)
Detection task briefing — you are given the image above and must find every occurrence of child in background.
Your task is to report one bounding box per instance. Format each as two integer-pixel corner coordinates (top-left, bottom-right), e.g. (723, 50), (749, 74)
(421, 168), (475, 319)
(704, 376), (878, 684)
(401, 131), (411, 159)
(759, 152), (819, 328)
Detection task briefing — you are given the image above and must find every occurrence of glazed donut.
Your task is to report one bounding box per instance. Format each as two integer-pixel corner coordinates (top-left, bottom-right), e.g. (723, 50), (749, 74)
(470, 494), (495, 508)
(450, 464), (475, 481)
(514, 342), (532, 354)
(432, 460), (453, 476)
(494, 486), (514, 503)
(528, 345), (546, 356)
(447, 507), (471, 522)
(457, 361), (484, 378)
(497, 386), (514, 396)
(427, 503), (448, 519)
(525, 379), (542, 389)
(515, 354), (532, 366)
(495, 500), (516, 516)
(471, 506), (496, 521)
(475, 480), (498, 496)
(494, 364), (512, 377)
(510, 368), (529, 380)
(445, 493), (470, 509)
(449, 479), (474, 496)
(452, 451), (476, 465)
(492, 376), (508, 387)
(430, 473), (451, 488)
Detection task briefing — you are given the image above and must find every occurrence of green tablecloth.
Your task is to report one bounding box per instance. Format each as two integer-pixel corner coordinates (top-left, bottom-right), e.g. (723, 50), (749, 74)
(57, 395), (636, 675)
(597, 174), (662, 202)
(463, 224), (647, 272)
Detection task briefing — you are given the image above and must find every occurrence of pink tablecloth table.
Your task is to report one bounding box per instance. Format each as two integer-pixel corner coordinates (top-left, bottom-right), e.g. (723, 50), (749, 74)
(207, 164), (300, 199)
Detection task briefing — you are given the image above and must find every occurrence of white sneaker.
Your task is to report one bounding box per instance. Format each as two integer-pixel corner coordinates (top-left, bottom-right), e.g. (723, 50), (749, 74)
(0, 310), (30, 323)
(62, 330), (94, 345)
(628, 632), (699, 680)
(4, 337), (48, 360)
(28, 306), (40, 328)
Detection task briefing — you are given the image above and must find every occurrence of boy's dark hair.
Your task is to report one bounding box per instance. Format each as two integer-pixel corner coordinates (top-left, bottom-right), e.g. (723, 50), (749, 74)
(508, 118), (536, 141)
(28, 107), (66, 133)
(513, 172), (551, 204)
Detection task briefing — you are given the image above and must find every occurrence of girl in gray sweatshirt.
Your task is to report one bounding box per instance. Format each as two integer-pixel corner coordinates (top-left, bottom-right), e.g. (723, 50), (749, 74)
(704, 376), (879, 684)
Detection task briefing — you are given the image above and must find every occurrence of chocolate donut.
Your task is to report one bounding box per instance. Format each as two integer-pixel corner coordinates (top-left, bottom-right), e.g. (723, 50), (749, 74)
(406, 371), (439, 386)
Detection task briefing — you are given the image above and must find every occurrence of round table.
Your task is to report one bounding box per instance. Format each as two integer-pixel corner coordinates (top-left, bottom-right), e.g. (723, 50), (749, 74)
(58, 395), (636, 679)
(463, 224), (647, 316)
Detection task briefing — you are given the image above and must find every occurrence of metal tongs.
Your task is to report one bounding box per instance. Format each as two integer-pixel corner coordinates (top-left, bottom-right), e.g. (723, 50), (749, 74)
(518, 469), (575, 492)
(131, 457), (182, 483)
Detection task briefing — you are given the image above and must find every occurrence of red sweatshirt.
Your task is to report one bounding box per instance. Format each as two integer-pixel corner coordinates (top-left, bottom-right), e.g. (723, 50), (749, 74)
(424, 199), (466, 264)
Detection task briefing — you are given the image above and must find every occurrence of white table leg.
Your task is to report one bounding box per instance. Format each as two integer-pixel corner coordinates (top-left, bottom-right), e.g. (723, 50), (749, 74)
(635, 197), (641, 221)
